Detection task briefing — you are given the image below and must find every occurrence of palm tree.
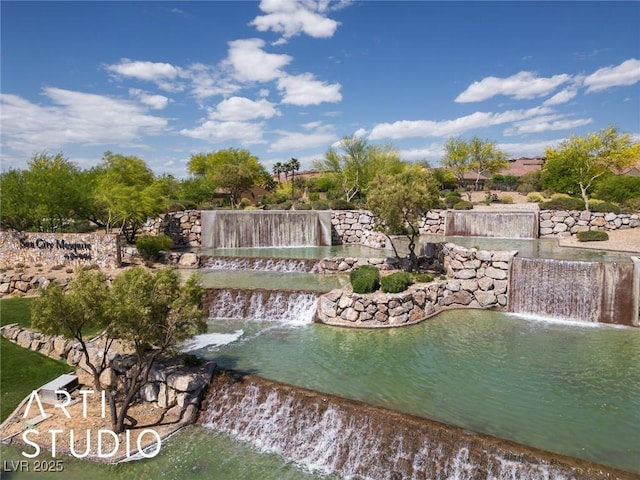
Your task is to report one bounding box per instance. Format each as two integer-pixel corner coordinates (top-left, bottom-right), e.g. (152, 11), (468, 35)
(272, 162), (284, 183)
(286, 157), (300, 199)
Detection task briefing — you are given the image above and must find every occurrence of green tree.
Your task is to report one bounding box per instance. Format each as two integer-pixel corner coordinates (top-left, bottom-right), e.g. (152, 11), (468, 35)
(272, 162), (285, 183)
(187, 148), (270, 206)
(285, 157), (301, 199)
(31, 267), (206, 434)
(542, 127), (640, 210)
(93, 152), (166, 242)
(0, 169), (31, 231)
(594, 174), (640, 206)
(0, 153), (90, 232)
(216, 163), (258, 208)
(441, 137), (508, 200)
(314, 135), (404, 203)
(367, 165), (440, 271)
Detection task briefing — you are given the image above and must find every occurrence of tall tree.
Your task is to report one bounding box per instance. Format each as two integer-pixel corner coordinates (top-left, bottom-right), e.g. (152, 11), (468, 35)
(314, 135), (404, 203)
(286, 157), (300, 199)
(93, 152), (166, 242)
(542, 126), (640, 210)
(272, 162), (284, 183)
(441, 137), (508, 200)
(0, 153), (90, 232)
(31, 267), (206, 434)
(367, 165), (440, 271)
(187, 148), (270, 206)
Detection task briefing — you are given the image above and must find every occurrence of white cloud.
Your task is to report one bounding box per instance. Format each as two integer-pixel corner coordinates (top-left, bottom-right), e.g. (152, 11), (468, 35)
(269, 124), (336, 152)
(455, 71), (571, 103)
(399, 142), (445, 163)
(277, 73), (342, 105)
(105, 59), (183, 92)
(583, 58), (640, 93)
(226, 38), (293, 82)
(183, 63), (241, 100)
(0, 88), (168, 154)
(498, 138), (565, 158)
(179, 120), (266, 144)
(504, 115), (592, 136)
(542, 87), (578, 106)
(369, 107), (552, 140)
(129, 88), (170, 109)
(250, 0), (340, 43)
(210, 97), (279, 122)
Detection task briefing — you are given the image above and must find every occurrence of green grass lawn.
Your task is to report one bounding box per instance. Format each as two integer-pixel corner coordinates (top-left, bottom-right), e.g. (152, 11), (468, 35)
(0, 296), (36, 327)
(0, 297), (72, 421)
(0, 337), (72, 421)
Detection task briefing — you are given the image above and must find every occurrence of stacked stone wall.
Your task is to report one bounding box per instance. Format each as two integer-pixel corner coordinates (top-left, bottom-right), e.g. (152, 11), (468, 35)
(539, 210), (640, 237)
(0, 324), (214, 419)
(316, 244), (516, 328)
(143, 210), (201, 248)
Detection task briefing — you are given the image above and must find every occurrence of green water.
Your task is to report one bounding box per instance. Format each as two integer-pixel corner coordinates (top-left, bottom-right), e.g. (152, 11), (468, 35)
(418, 235), (635, 262)
(3, 311), (639, 476)
(198, 310), (640, 474)
(191, 270), (349, 291)
(0, 427), (334, 480)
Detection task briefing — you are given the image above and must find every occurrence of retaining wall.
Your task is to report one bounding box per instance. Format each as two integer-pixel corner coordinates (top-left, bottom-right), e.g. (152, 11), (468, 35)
(316, 243), (516, 327)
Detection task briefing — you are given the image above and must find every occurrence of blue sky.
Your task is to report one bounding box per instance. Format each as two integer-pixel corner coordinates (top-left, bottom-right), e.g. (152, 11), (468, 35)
(2, 1), (639, 178)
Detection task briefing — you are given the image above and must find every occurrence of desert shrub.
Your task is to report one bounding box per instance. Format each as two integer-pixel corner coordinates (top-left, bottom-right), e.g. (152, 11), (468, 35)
(311, 200), (330, 210)
(239, 198), (253, 209)
(381, 272), (413, 293)
(182, 354), (202, 367)
(413, 273), (434, 283)
(294, 202), (312, 210)
(527, 192), (545, 203)
(331, 199), (356, 210)
(576, 230), (609, 242)
(136, 234), (173, 261)
(539, 197), (584, 211)
(350, 265), (380, 294)
(444, 191), (462, 208)
(499, 195), (514, 204)
(550, 192), (571, 200)
(453, 200), (473, 210)
(594, 175), (640, 205)
(263, 192), (289, 204)
(308, 192), (320, 202)
(589, 202), (621, 214)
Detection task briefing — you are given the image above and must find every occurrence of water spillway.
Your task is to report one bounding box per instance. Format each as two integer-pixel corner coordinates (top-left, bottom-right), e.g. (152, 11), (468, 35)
(198, 370), (635, 480)
(445, 211), (539, 238)
(200, 210), (333, 248)
(201, 255), (320, 272)
(203, 287), (318, 325)
(508, 257), (638, 325)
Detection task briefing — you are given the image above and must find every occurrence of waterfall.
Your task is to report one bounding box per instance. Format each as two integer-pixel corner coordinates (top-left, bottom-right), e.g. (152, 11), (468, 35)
(445, 211), (539, 238)
(203, 288), (318, 325)
(200, 210), (333, 248)
(508, 257), (638, 325)
(200, 255), (319, 273)
(198, 371), (628, 480)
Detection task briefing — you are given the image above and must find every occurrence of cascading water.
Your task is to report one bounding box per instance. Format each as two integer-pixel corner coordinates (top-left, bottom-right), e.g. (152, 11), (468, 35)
(508, 257), (638, 325)
(445, 211), (539, 238)
(200, 210), (333, 248)
(198, 370), (631, 480)
(201, 255), (319, 273)
(203, 288), (318, 325)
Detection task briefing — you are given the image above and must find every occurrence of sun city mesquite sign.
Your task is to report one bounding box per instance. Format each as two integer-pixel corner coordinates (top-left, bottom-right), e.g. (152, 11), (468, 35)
(0, 232), (121, 269)
(21, 389), (161, 459)
(19, 238), (93, 261)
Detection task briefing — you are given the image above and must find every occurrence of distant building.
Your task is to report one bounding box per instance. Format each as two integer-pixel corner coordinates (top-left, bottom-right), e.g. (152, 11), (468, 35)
(459, 156), (546, 191)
